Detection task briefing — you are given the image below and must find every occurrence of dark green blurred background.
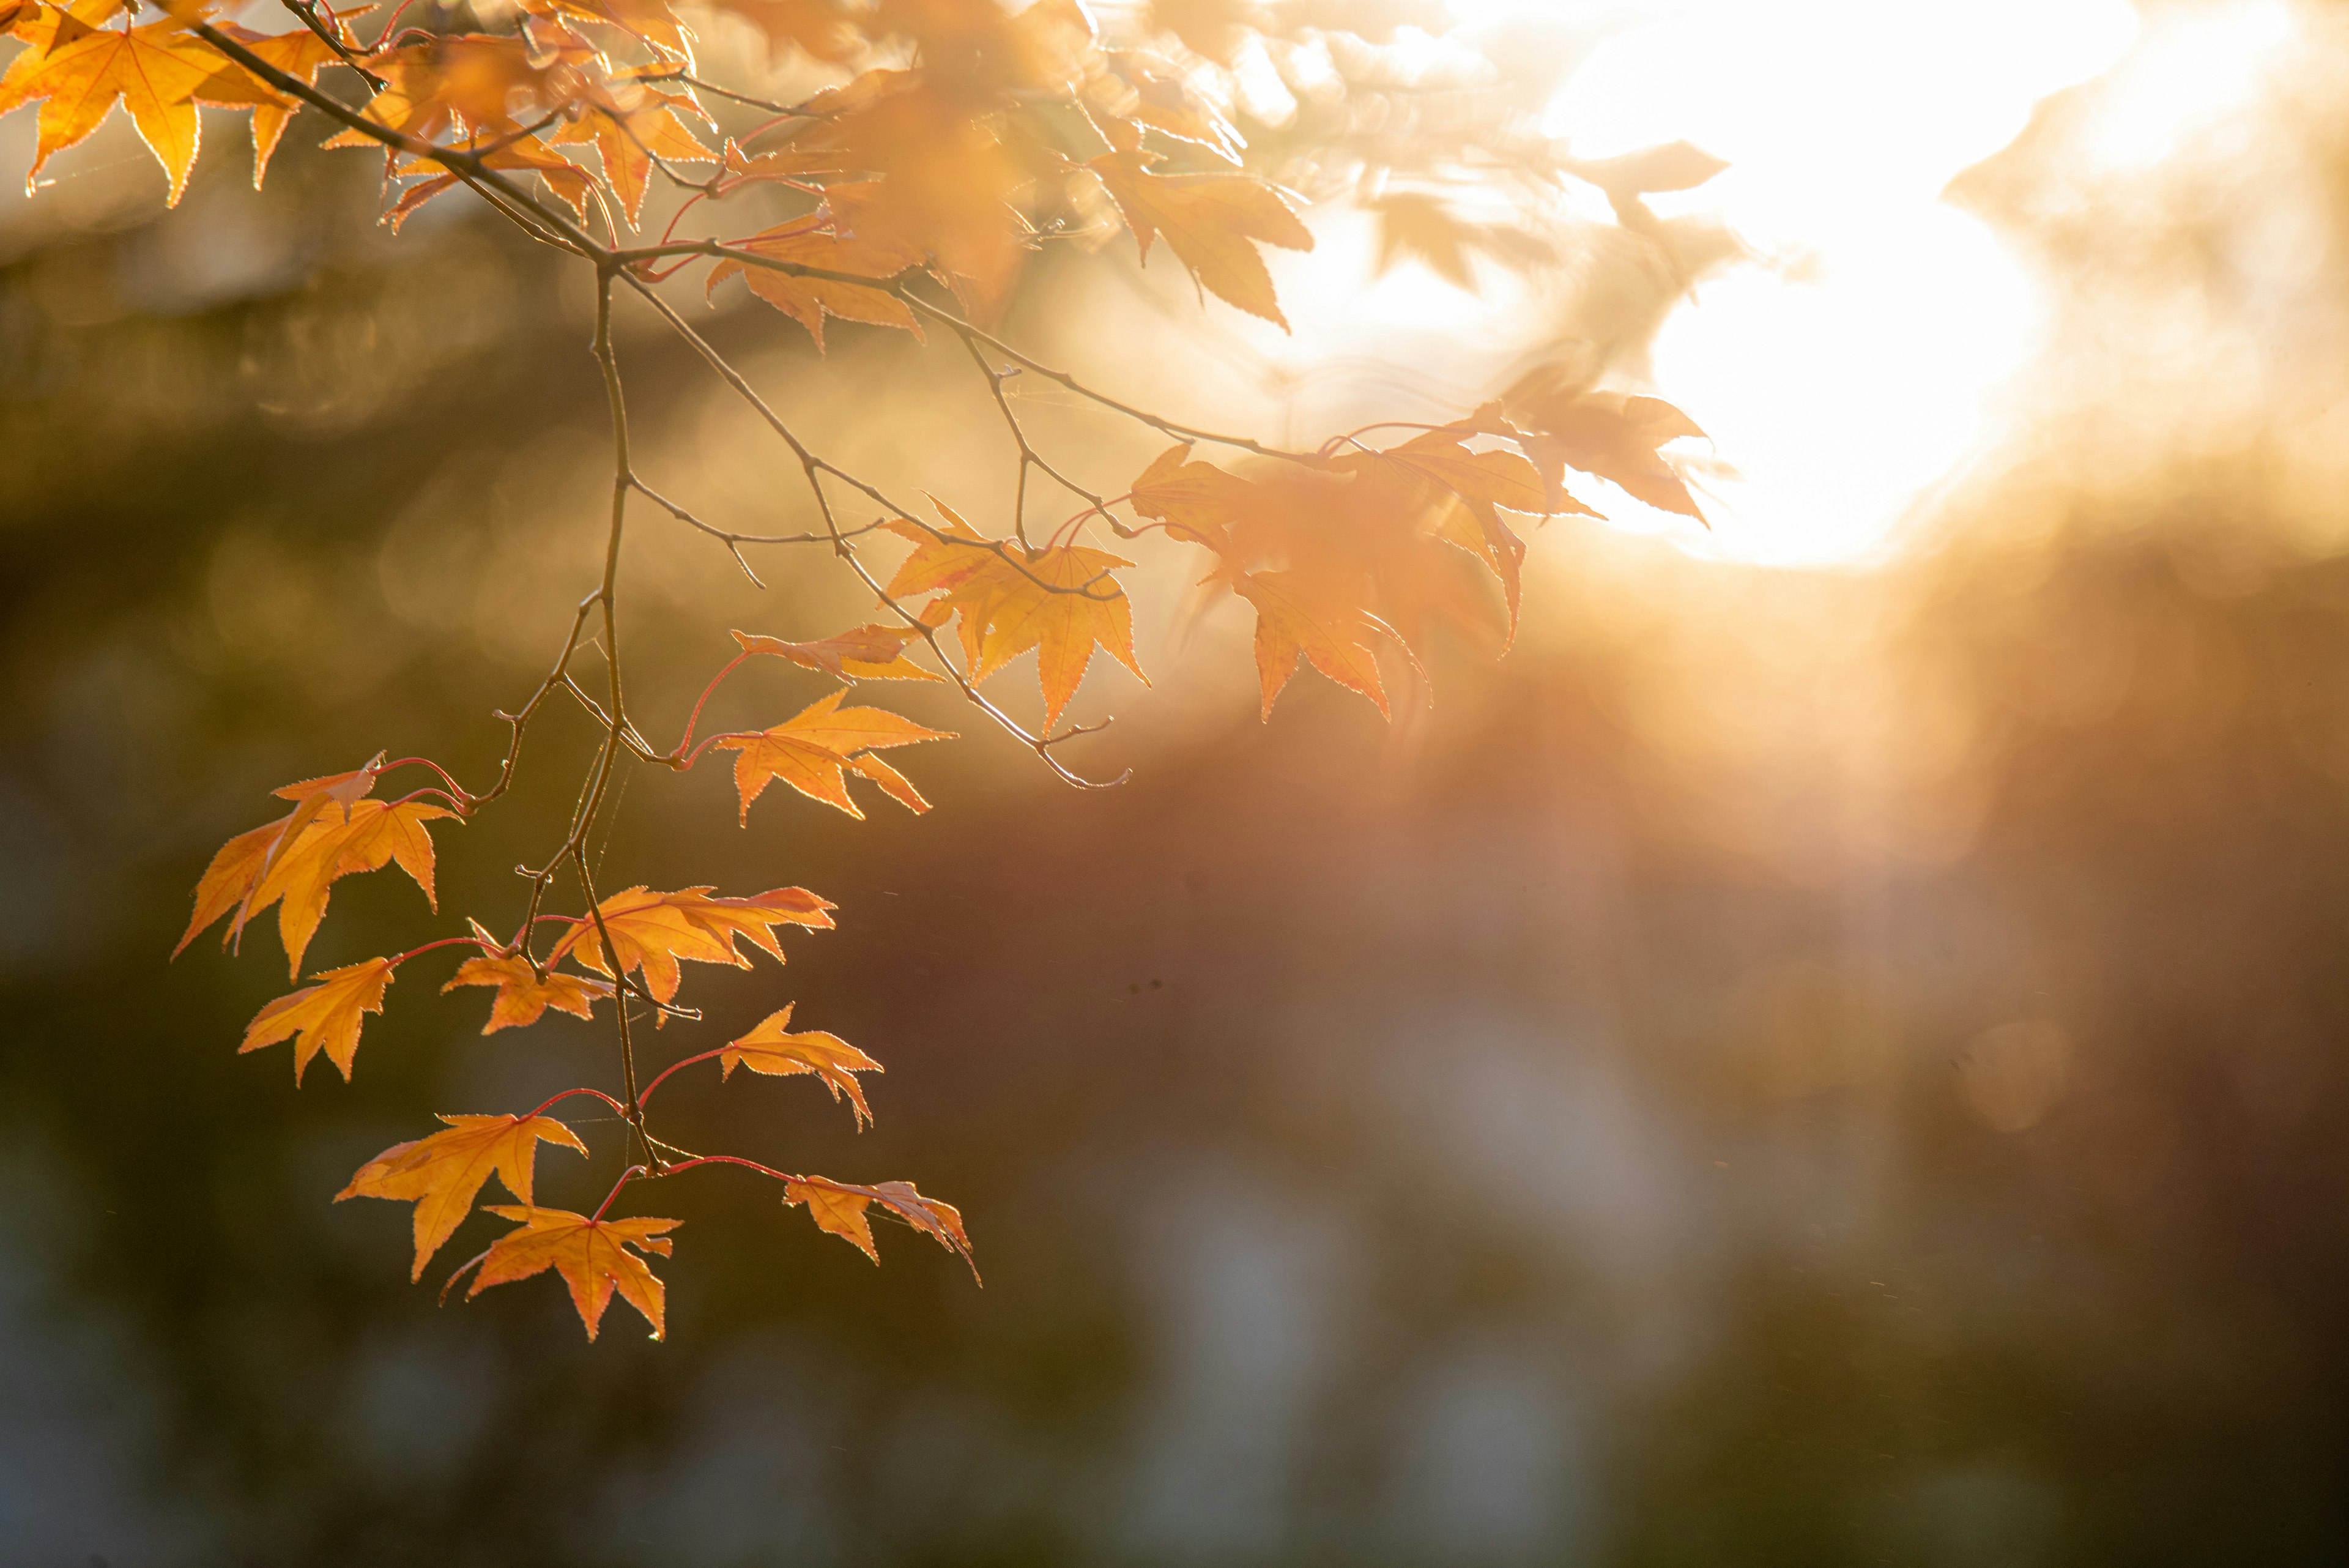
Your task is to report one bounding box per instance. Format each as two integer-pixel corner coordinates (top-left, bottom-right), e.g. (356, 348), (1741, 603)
(7, 4), (2349, 1564)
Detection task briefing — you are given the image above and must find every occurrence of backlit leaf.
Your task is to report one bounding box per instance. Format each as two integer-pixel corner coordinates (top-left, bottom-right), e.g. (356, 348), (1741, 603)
(549, 885), (835, 1011)
(716, 688), (955, 822)
(443, 923), (614, 1033)
(1089, 148), (1313, 327)
(719, 1003), (882, 1128)
(339, 1113), (589, 1279)
(469, 1206), (680, 1340)
(239, 957), (395, 1084)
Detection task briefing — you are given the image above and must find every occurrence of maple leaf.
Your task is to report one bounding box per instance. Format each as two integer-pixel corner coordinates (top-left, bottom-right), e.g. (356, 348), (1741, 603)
(1088, 147), (1313, 328)
(1127, 442), (1259, 553)
(1329, 430), (1559, 644)
(176, 816), (292, 960)
(186, 23), (340, 187)
(521, 0), (696, 62)
(883, 510), (1148, 727)
(959, 545), (1149, 730)
(340, 1113), (590, 1279)
(552, 87), (714, 226)
(469, 1206), (681, 1340)
(1568, 139), (1730, 201)
(719, 1003), (882, 1129)
(881, 500), (1002, 600)
(1098, 49), (1243, 163)
(784, 1175), (975, 1277)
(1506, 388), (1709, 522)
(0, 15), (223, 203)
(245, 798), (457, 979)
(778, 71), (1037, 314)
(548, 885), (836, 1011)
(732, 618), (943, 683)
(1431, 498), (1528, 644)
(258, 751), (386, 885)
(322, 34), (564, 147)
(716, 688), (956, 822)
(708, 183), (924, 347)
(1367, 429), (1548, 515)
(1236, 570), (1397, 721)
(390, 135), (597, 231)
(443, 922), (614, 1033)
(178, 765), (454, 979)
(239, 956), (395, 1083)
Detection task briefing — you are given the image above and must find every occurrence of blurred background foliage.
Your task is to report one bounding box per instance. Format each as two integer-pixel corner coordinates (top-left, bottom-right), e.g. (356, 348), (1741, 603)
(6, 0), (2349, 1563)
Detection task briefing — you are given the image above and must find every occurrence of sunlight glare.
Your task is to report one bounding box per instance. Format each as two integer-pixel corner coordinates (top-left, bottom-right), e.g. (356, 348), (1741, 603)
(1537, 0), (2139, 565)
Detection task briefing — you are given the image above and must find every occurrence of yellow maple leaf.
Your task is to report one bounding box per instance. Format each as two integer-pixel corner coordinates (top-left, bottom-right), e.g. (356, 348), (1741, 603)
(469, 1206), (680, 1340)
(719, 1003), (883, 1128)
(238, 956), (395, 1083)
(715, 688), (956, 822)
(339, 1112), (589, 1279)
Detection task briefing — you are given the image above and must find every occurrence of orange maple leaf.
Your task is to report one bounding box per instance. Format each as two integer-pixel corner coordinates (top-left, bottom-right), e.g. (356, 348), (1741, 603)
(1236, 569), (1397, 721)
(959, 546), (1149, 730)
(389, 135), (597, 231)
(1505, 387), (1709, 522)
(0, 13), (222, 203)
(719, 1003), (883, 1129)
(1329, 430), (1559, 644)
(469, 1206), (680, 1340)
(884, 511), (1148, 727)
(708, 183), (925, 348)
(552, 86), (713, 226)
(548, 884), (835, 1011)
(245, 798), (456, 978)
(239, 956), (395, 1083)
(1127, 441), (1259, 553)
(442, 922), (614, 1033)
(784, 1175), (975, 1277)
(1088, 146), (1314, 328)
(1130, 440), (1513, 710)
(715, 688), (955, 822)
(339, 1112), (589, 1279)
(186, 23), (340, 187)
(881, 500), (1003, 598)
(1097, 53), (1244, 163)
(177, 756), (455, 977)
(766, 71), (1036, 313)
(520, 0), (695, 61)
(732, 617), (944, 682)
(322, 34), (566, 146)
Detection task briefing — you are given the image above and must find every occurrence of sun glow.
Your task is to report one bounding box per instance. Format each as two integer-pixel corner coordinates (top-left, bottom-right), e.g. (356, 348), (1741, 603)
(1533, 0), (2141, 565)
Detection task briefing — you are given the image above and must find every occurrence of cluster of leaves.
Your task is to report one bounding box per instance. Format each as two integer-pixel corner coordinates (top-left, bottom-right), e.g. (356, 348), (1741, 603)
(4, 0), (1721, 1340)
